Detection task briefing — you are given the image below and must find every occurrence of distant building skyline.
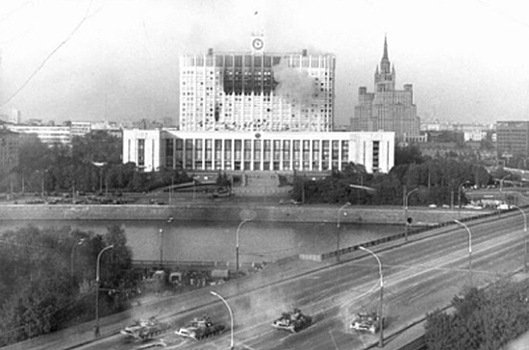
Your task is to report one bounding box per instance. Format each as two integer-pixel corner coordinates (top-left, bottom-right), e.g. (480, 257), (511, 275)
(122, 36), (395, 174)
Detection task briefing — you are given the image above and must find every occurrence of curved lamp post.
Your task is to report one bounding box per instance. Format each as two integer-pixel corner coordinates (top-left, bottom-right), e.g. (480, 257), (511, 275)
(404, 188), (419, 241)
(359, 246), (384, 348)
(511, 205), (528, 272)
(500, 174), (511, 193)
(454, 220), (472, 285)
(236, 218), (252, 275)
(210, 291), (234, 350)
(336, 202), (351, 262)
(94, 244), (114, 337)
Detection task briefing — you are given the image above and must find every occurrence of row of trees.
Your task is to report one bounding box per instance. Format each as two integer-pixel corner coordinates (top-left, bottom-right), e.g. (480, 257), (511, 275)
(1, 131), (191, 194)
(291, 157), (493, 206)
(3, 134), (509, 201)
(424, 280), (529, 349)
(0, 224), (134, 346)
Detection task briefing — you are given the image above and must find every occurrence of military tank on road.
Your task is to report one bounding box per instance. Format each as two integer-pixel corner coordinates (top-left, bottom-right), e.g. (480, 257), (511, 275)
(174, 315), (226, 340)
(271, 308), (312, 333)
(350, 311), (382, 334)
(120, 317), (170, 340)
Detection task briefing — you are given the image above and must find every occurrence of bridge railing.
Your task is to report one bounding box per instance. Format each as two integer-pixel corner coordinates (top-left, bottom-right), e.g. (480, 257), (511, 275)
(304, 205), (529, 263)
(131, 259), (263, 270)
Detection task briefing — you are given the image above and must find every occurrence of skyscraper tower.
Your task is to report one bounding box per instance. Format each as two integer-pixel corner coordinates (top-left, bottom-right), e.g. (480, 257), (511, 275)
(375, 36), (395, 92)
(351, 37), (423, 143)
(179, 36), (336, 132)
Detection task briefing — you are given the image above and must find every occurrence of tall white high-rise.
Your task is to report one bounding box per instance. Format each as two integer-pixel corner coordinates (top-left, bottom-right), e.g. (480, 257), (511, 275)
(179, 35), (335, 132)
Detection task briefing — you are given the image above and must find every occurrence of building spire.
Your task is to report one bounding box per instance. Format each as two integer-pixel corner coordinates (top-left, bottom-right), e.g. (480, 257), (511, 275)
(383, 34), (389, 61)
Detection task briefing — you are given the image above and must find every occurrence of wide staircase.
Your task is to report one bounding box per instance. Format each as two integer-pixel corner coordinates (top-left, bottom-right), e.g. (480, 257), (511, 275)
(231, 171), (292, 197)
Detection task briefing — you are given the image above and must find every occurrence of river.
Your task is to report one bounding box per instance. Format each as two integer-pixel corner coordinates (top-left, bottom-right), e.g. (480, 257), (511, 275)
(1, 220), (399, 264)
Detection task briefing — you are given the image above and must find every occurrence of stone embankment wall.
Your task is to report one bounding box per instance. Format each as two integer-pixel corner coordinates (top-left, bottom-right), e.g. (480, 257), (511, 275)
(0, 203), (490, 225)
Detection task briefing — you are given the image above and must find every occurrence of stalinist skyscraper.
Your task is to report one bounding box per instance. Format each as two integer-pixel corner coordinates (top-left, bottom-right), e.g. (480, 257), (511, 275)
(351, 37), (423, 143)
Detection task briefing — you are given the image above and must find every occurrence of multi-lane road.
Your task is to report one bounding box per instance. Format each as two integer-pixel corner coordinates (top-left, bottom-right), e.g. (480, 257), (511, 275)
(61, 211), (529, 350)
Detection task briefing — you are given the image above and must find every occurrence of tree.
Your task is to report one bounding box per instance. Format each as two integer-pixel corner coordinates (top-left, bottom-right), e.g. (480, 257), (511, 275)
(395, 144), (424, 165)
(0, 224), (137, 346)
(424, 279), (529, 350)
(71, 130), (122, 166)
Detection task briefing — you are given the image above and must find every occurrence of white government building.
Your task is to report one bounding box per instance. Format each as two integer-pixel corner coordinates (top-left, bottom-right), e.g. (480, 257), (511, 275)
(123, 35), (395, 174)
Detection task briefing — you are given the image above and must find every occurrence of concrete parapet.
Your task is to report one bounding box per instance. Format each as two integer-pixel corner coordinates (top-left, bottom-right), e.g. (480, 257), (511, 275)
(0, 204), (494, 225)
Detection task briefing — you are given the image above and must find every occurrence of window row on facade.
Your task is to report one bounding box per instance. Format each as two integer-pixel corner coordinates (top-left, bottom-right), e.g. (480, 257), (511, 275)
(180, 54), (334, 69)
(161, 137), (350, 171)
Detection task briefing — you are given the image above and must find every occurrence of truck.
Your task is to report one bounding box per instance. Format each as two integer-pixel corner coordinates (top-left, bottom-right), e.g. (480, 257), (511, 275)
(174, 315), (226, 340)
(120, 317), (170, 340)
(271, 308), (312, 333)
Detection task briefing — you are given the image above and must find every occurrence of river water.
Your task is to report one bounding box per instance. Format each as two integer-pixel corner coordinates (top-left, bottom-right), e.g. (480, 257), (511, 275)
(1, 220), (399, 264)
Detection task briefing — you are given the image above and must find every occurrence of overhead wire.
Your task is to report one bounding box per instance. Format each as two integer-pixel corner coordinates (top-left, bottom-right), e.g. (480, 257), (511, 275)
(1, 0), (97, 106)
(0, 0), (34, 23)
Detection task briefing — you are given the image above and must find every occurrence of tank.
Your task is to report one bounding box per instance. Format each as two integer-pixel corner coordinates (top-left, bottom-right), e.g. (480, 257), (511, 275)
(120, 317), (170, 340)
(271, 308), (312, 333)
(174, 315), (226, 340)
(349, 311), (382, 334)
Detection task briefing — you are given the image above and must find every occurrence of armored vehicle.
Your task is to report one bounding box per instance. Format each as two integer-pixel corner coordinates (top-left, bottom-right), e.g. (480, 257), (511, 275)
(120, 317), (170, 340)
(175, 315), (226, 340)
(350, 311), (382, 334)
(271, 308), (312, 333)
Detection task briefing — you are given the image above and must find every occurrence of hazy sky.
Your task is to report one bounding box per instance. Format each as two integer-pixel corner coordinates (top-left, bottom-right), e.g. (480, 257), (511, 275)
(1, 0), (529, 126)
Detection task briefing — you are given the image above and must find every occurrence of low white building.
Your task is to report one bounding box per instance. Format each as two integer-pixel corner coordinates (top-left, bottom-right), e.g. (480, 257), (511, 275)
(122, 129), (395, 174)
(7, 125), (71, 145)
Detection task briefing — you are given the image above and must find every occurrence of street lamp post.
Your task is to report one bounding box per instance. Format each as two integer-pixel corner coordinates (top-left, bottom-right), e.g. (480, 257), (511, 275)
(159, 217), (174, 268)
(236, 218), (251, 275)
(404, 188), (419, 241)
(336, 202), (351, 262)
(169, 176), (174, 205)
(500, 174), (511, 193)
(99, 167), (103, 194)
(210, 291), (234, 350)
(94, 244), (114, 337)
(454, 220), (472, 285)
(36, 169), (48, 199)
(159, 228), (163, 267)
(458, 180), (471, 216)
(359, 246), (384, 348)
(511, 205), (528, 273)
(71, 238), (86, 287)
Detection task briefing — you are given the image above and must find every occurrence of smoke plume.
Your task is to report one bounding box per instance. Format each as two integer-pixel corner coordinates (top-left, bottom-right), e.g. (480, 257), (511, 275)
(273, 60), (319, 107)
